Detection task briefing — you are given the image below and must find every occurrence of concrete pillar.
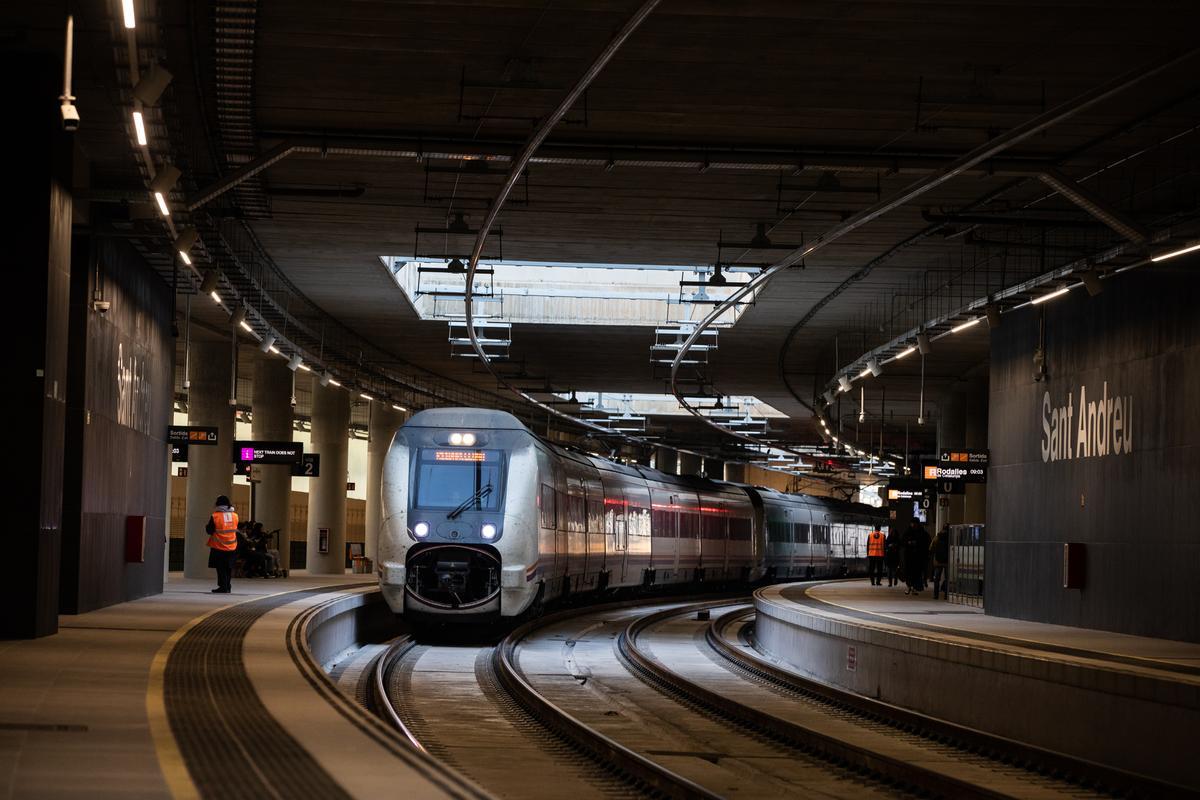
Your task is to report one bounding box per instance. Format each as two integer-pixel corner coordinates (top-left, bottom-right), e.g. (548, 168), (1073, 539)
(655, 448), (678, 475)
(678, 452), (702, 476)
(366, 403), (405, 563)
(252, 355), (294, 571)
(963, 382), (989, 525)
(935, 381), (988, 530)
(306, 381), (350, 574)
(184, 341), (235, 579)
(724, 463), (747, 483)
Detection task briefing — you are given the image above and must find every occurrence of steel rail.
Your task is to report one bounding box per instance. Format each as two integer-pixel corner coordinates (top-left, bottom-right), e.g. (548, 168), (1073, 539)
(707, 604), (1193, 799)
(667, 45), (1200, 457)
(491, 603), (723, 800)
(367, 635), (428, 754)
(619, 600), (1112, 800)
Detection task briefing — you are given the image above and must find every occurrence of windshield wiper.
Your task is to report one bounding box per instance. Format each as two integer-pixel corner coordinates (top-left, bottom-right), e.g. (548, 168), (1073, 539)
(447, 484), (492, 520)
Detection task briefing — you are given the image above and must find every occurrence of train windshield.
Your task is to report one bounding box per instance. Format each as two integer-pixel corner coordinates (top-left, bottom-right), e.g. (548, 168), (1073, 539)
(415, 448), (504, 511)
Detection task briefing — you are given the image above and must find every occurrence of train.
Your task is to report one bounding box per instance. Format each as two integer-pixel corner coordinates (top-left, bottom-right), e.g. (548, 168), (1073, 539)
(378, 408), (886, 622)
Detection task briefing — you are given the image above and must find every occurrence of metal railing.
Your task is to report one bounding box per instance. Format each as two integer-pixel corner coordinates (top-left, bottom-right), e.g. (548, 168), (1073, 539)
(947, 523), (985, 607)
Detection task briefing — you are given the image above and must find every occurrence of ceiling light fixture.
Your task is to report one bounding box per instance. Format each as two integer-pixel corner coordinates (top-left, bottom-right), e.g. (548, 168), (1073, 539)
(837, 375), (852, 393)
(174, 228), (198, 265)
(229, 306), (247, 328)
(297, 363), (312, 372)
(259, 335), (276, 354)
(121, 0), (136, 28)
(149, 165), (180, 217)
(239, 321), (253, 332)
(916, 332), (931, 355)
(287, 354), (302, 372)
(268, 345), (280, 355)
(1080, 271), (1103, 297)
(1150, 241), (1200, 262)
(360, 392), (374, 401)
(894, 346), (916, 360)
(951, 317), (981, 333)
(132, 63), (173, 106)
(320, 371), (332, 387)
(132, 110), (147, 145)
(392, 404), (407, 412)
(199, 269), (219, 296)
(866, 358), (882, 377)
(328, 378), (341, 387)
(1031, 286), (1071, 305)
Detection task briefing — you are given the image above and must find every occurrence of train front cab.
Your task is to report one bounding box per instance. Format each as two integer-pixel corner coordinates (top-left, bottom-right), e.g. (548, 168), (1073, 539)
(378, 412), (544, 622)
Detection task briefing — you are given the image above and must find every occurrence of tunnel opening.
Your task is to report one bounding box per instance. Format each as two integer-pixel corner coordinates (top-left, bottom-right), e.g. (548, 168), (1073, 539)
(405, 544), (501, 609)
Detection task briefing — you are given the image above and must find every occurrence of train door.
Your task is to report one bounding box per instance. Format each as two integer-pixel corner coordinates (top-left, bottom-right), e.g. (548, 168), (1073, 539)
(584, 474), (606, 588)
(792, 504), (813, 577)
(624, 482), (652, 584)
(565, 474), (586, 589)
(680, 491), (701, 577)
(599, 473), (629, 586)
(649, 486), (677, 580)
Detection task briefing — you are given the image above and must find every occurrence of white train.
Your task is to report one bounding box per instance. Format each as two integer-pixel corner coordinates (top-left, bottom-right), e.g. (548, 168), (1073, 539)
(378, 408), (884, 622)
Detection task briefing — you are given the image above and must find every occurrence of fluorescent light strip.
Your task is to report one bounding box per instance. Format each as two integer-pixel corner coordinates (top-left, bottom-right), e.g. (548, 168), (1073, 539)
(179, 251), (191, 266)
(267, 345), (280, 354)
(858, 368), (872, 379)
(951, 317), (981, 334)
(328, 379), (341, 387)
(132, 111), (147, 146)
(210, 291), (221, 303)
(894, 346), (915, 360)
(239, 321), (252, 332)
(297, 363), (312, 372)
(360, 393), (373, 401)
(122, 0), (136, 28)
(1150, 242), (1200, 262)
(153, 191), (170, 216)
(392, 404), (407, 412)
(1031, 286), (1071, 305)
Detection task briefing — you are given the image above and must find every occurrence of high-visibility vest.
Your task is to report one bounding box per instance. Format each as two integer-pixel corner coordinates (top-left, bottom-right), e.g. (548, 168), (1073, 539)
(208, 510), (239, 551)
(867, 530), (885, 558)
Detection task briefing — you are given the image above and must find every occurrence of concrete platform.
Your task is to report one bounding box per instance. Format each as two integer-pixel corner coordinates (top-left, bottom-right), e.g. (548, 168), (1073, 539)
(0, 573), (465, 800)
(754, 579), (1200, 789)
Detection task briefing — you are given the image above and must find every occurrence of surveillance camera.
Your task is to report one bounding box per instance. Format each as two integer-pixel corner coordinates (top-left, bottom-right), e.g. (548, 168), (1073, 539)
(60, 103), (80, 132)
(92, 300), (111, 313)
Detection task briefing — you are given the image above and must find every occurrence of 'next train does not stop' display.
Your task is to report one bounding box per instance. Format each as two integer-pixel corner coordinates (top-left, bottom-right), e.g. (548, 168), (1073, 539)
(377, 408), (885, 623)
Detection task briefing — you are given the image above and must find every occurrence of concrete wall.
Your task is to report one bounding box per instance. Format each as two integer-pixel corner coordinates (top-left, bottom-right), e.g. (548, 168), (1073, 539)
(60, 235), (173, 613)
(987, 264), (1200, 642)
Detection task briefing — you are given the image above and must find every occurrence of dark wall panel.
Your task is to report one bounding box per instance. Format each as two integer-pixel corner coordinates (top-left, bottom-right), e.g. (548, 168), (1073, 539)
(3, 53), (70, 639)
(987, 264), (1200, 642)
(60, 235), (173, 614)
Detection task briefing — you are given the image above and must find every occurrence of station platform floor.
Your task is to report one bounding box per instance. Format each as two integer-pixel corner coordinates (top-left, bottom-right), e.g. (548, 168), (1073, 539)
(778, 579), (1200, 677)
(0, 572), (426, 800)
(754, 579), (1200, 788)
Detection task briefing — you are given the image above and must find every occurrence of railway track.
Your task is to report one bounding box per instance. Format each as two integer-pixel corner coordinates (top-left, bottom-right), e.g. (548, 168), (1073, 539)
(357, 595), (1188, 799)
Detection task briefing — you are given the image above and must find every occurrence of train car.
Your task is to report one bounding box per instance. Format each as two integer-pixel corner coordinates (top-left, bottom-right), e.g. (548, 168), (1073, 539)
(378, 408), (884, 623)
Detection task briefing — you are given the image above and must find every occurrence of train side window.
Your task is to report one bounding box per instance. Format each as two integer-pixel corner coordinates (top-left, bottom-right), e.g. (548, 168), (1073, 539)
(767, 519), (789, 543)
(702, 513), (725, 540)
(679, 510), (698, 540)
(729, 517), (752, 541)
(539, 484), (556, 529)
(793, 522), (810, 543)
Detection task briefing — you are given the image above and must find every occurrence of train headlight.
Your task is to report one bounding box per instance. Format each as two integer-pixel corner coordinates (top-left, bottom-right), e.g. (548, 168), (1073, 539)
(413, 521), (430, 538)
(449, 432), (463, 445)
(461, 432), (476, 446)
(481, 523), (497, 540)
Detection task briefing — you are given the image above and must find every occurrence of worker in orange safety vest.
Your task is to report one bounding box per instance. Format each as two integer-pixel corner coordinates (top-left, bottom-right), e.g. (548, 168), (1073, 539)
(206, 495), (240, 594)
(867, 526), (886, 586)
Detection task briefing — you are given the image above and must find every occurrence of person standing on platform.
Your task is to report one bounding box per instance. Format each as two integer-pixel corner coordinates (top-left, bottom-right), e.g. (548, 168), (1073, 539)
(866, 526), (886, 585)
(206, 495), (239, 594)
(884, 526), (901, 586)
(930, 524), (951, 600)
(902, 518), (930, 595)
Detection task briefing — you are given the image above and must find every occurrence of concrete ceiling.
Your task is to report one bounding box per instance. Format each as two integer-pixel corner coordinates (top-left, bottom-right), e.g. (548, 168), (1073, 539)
(25, 0), (1200, 460)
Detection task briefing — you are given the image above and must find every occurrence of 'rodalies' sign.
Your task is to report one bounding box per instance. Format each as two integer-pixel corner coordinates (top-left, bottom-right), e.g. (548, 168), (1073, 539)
(1040, 381), (1133, 463)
